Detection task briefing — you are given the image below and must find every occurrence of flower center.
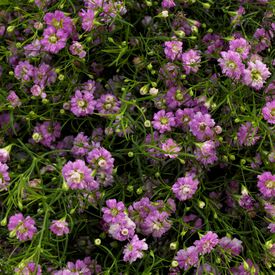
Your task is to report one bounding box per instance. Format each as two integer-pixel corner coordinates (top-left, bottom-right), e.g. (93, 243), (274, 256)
(160, 117), (168, 125)
(227, 61), (236, 69)
(77, 100), (86, 108)
(70, 171), (83, 183)
(49, 35), (58, 44)
(251, 69), (262, 82)
(266, 180), (275, 189)
(271, 108), (275, 117)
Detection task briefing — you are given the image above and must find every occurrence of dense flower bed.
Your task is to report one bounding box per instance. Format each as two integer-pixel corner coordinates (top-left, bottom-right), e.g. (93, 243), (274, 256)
(0, 0), (274, 274)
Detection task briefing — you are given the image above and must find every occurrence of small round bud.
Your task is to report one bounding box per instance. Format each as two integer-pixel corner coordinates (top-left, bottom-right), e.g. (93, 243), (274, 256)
(170, 242), (178, 250)
(9, 71), (14, 76)
(16, 42), (22, 49)
(159, 10), (169, 18)
(198, 200), (205, 209)
(58, 74), (64, 81)
(94, 238), (101, 246)
(60, 109), (65, 115)
(144, 120), (151, 127)
(240, 159), (246, 165)
(171, 260), (179, 268)
(149, 88), (158, 96)
(229, 155), (235, 161)
(147, 63), (153, 70)
(128, 151), (134, 157)
(136, 187), (143, 195)
(1, 217), (7, 226)
(42, 99), (49, 104)
(202, 2), (211, 9)
(7, 26), (15, 33)
(155, 172), (160, 178)
(127, 185), (134, 192)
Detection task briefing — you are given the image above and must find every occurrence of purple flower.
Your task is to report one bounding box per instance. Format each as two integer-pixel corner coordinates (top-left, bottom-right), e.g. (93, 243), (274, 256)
(14, 61), (34, 82)
(219, 236), (243, 256)
(31, 84), (46, 99)
(262, 99), (275, 124)
(32, 121), (61, 148)
(257, 172), (275, 198)
(189, 112), (215, 141)
(65, 259), (91, 274)
(70, 41), (86, 58)
(164, 41), (183, 61)
(62, 159), (99, 190)
(172, 175), (199, 201)
(86, 147), (114, 174)
(159, 62), (180, 87)
(44, 10), (73, 36)
(194, 140), (218, 165)
(194, 231), (219, 255)
(50, 219), (70, 236)
(175, 246), (199, 271)
(239, 192), (255, 211)
(161, 0), (176, 8)
(96, 94), (121, 114)
(181, 49), (201, 74)
(237, 122), (260, 146)
(165, 86), (193, 109)
(33, 63), (57, 88)
(175, 108), (196, 129)
(8, 213), (37, 241)
(24, 39), (42, 57)
(15, 262), (42, 275)
(254, 28), (271, 52)
(268, 223), (275, 233)
(152, 110), (176, 133)
(143, 210), (171, 238)
(72, 132), (90, 157)
(161, 138), (181, 159)
(123, 235), (148, 263)
(70, 90), (96, 117)
(243, 60), (271, 90)
(229, 38), (250, 59)
(102, 199), (126, 223)
(108, 216), (136, 241)
(0, 147), (10, 163)
(41, 27), (67, 54)
(218, 50), (244, 80)
(7, 91), (21, 108)
(79, 9), (95, 32)
(0, 162), (10, 190)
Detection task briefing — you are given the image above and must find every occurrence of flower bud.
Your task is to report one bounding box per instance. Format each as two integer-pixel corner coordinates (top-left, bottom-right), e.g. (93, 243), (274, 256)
(94, 238), (101, 246)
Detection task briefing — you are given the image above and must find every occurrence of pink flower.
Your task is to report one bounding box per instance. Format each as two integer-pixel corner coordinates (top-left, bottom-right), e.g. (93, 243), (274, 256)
(262, 100), (275, 124)
(257, 172), (275, 198)
(243, 60), (271, 90)
(50, 219), (70, 236)
(123, 235), (148, 263)
(164, 41), (183, 61)
(152, 110), (176, 133)
(175, 246), (199, 271)
(194, 231), (219, 255)
(181, 49), (201, 74)
(0, 162), (10, 190)
(8, 213), (37, 241)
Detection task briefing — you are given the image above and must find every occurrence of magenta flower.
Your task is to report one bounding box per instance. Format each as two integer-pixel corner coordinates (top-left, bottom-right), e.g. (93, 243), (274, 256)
(218, 50), (244, 80)
(65, 259), (91, 274)
(161, 0), (176, 8)
(219, 236), (243, 256)
(165, 86), (193, 109)
(41, 27), (67, 54)
(24, 39), (42, 57)
(102, 199), (126, 223)
(161, 138), (181, 159)
(0, 148), (10, 163)
(194, 140), (218, 165)
(95, 94), (121, 114)
(172, 175), (199, 201)
(50, 219), (70, 236)
(175, 246), (199, 271)
(262, 100), (275, 124)
(189, 112), (215, 141)
(143, 210), (172, 238)
(86, 147), (114, 174)
(44, 10), (73, 36)
(0, 162), (10, 190)
(14, 61), (34, 82)
(70, 90), (96, 117)
(257, 172), (275, 198)
(62, 159), (99, 190)
(70, 41), (86, 58)
(243, 60), (271, 90)
(72, 132), (90, 158)
(181, 49), (201, 74)
(79, 9), (95, 32)
(152, 110), (176, 133)
(8, 213), (37, 241)
(175, 108), (196, 129)
(229, 38), (250, 59)
(123, 235), (148, 263)
(7, 91), (21, 108)
(15, 262), (42, 275)
(164, 41), (183, 61)
(237, 122), (260, 146)
(33, 63), (57, 88)
(194, 231), (219, 255)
